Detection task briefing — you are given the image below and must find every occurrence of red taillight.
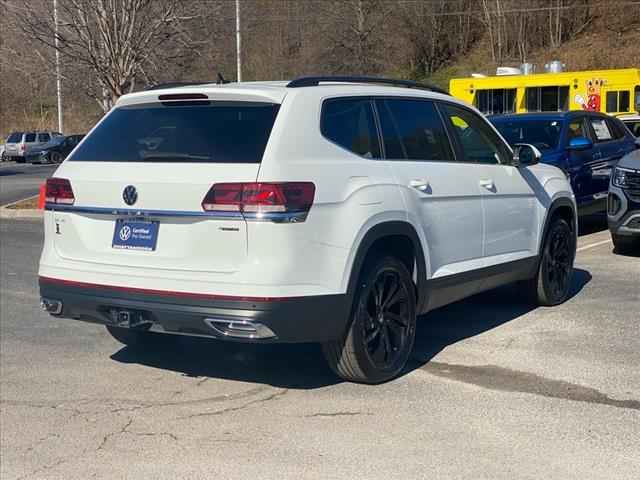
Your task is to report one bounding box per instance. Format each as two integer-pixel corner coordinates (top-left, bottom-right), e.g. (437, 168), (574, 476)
(45, 178), (75, 205)
(202, 182), (315, 220)
(20, 144), (26, 151)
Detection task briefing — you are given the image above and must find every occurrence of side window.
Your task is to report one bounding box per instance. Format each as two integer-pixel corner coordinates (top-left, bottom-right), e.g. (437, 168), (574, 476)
(567, 118), (587, 141)
(606, 118), (626, 140)
(589, 117), (613, 142)
(441, 104), (511, 165)
(38, 133), (51, 142)
(321, 98), (381, 159)
(376, 99), (453, 162)
(24, 133), (36, 142)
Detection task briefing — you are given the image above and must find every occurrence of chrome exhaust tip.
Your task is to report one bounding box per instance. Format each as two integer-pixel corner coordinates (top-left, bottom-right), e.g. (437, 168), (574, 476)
(204, 317), (276, 340)
(40, 297), (63, 315)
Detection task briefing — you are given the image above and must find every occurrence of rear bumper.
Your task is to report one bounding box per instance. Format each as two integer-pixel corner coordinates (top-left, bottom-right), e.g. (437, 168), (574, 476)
(39, 277), (351, 343)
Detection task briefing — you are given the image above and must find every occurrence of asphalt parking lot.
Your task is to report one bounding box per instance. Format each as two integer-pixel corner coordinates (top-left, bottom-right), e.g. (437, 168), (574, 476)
(0, 162), (56, 206)
(1, 217), (638, 480)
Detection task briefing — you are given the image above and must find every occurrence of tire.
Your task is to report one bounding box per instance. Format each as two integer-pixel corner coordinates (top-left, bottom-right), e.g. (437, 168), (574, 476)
(51, 152), (63, 164)
(612, 233), (636, 254)
(106, 325), (154, 348)
(322, 256), (417, 384)
(528, 217), (575, 306)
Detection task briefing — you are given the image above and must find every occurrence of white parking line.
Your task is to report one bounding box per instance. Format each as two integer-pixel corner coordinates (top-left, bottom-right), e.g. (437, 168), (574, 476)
(577, 238), (612, 252)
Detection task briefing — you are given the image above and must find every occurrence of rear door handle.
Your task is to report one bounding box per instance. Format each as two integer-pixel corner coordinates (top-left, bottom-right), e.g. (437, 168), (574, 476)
(409, 179), (430, 192)
(479, 179), (495, 190)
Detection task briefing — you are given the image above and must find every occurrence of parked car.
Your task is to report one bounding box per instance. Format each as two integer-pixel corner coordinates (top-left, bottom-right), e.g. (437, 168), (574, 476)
(39, 76), (577, 384)
(25, 134), (85, 164)
(490, 111), (637, 216)
(608, 149), (640, 252)
(3, 131), (63, 163)
(617, 112), (640, 138)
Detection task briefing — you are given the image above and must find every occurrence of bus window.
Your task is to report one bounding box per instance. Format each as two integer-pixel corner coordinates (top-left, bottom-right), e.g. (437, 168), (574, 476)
(635, 86), (640, 112)
(525, 86), (569, 112)
(475, 89), (516, 115)
(606, 91), (631, 113)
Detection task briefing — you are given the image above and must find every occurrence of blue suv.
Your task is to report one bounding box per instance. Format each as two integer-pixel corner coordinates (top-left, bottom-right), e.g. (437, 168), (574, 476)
(490, 111), (638, 215)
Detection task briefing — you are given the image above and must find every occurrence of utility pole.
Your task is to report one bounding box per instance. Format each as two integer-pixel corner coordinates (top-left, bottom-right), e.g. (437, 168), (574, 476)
(53, 0), (63, 133)
(235, 0), (242, 82)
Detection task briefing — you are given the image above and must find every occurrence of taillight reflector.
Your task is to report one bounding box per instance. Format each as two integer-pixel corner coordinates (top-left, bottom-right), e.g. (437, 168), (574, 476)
(202, 182), (315, 219)
(45, 178), (75, 205)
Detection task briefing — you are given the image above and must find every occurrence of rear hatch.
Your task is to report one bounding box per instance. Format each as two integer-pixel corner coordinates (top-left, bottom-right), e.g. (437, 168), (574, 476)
(4, 132), (24, 156)
(49, 93), (281, 274)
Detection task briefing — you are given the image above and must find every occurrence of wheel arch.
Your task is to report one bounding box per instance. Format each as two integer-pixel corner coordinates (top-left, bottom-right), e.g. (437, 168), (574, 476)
(539, 195), (578, 256)
(345, 221), (429, 314)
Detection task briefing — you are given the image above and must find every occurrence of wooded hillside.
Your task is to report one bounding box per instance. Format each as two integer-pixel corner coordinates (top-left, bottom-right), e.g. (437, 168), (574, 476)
(1, 0), (638, 137)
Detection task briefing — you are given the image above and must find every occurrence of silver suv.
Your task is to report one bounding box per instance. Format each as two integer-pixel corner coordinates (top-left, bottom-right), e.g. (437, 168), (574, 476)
(4, 131), (63, 163)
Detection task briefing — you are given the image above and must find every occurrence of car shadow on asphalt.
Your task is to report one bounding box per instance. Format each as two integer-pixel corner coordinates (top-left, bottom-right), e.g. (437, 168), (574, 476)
(111, 268), (592, 389)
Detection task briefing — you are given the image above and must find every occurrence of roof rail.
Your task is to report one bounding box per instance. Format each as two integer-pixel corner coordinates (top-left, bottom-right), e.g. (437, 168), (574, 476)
(286, 76), (449, 95)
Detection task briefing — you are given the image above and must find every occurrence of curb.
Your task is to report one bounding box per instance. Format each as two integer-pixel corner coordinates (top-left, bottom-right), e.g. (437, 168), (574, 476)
(0, 195), (43, 219)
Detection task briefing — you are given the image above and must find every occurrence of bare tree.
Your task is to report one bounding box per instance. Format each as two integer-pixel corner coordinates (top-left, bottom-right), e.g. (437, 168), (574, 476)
(11, 0), (201, 111)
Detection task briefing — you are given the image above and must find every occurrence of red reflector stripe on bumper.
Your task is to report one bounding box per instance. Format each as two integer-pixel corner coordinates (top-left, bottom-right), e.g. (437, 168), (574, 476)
(38, 276), (292, 302)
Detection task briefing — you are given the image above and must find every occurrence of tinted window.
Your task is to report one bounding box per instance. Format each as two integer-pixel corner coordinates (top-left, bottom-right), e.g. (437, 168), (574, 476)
(606, 91), (631, 113)
(619, 91), (630, 112)
(70, 102), (280, 163)
(492, 119), (562, 151)
(589, 118), (613, 142)
(376, 99), (452, 161)
(38, 133), (50, 142)
(7, 132), (23, 142)
(567, 118), (587, 141)
(24, 133), (36, 142)
(606, 118), (626, 140)
(442, 104), (511, 164)
(606, 92), (617, 113)
(525, 86), (569, 111)
(322, 98), (380, 158)
(623, 120), (640, 137)
(475, 89), (516, 115)
(635, 86), (640, 112)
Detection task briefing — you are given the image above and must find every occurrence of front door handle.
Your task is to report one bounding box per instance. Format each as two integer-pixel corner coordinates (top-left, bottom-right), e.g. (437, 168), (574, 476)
(409, 179), (430, 192)
(479, 179), (495, 190)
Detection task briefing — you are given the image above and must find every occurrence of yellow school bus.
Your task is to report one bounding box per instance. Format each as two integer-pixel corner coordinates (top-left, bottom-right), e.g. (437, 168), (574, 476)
(449, 68), (640, 116)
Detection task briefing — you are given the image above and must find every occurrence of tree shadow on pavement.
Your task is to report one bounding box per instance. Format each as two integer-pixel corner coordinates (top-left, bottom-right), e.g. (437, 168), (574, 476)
(111, 269), (592, 389)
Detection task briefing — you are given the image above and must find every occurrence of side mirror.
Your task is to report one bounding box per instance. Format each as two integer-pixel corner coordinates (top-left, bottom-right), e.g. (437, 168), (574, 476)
(513, 143), (542, 167)
(568, 136), (593, 151)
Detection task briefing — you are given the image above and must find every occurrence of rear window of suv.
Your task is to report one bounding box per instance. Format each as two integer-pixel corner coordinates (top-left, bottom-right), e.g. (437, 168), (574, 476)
(69, 101), (280, 163)
(7, 132), (23, 142)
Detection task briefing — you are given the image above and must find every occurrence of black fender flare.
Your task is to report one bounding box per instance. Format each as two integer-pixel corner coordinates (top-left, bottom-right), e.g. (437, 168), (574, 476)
(346, 221), (429, 314)
(539, 196), (577, 257)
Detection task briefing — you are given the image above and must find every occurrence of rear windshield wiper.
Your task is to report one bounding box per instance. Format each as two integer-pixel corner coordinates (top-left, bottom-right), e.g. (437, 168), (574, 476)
(139, 153), (212, 162)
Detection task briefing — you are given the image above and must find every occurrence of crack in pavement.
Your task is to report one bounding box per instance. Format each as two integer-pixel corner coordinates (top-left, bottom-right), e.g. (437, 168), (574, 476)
(177, 389), (289, 420)
(418, 361), (640, 411)
(304, 411), (373, 418)
(96, 417), (134, 451)
(14, 458), (68, 480)
(1, 385), (269, 416)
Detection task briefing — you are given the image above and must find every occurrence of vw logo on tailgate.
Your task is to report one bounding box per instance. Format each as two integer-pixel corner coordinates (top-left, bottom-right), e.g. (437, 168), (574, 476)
(122, 185), (138, 206)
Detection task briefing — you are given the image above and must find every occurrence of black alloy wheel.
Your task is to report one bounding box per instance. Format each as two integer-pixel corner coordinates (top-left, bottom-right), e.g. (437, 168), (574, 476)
(360, 269), (412, 370)
(534, 217), (575, 306)
(322, 256), (417, 384)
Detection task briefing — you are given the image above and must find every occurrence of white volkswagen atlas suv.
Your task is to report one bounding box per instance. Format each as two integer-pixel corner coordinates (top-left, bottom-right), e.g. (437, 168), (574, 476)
(39, 76), (577, 383)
